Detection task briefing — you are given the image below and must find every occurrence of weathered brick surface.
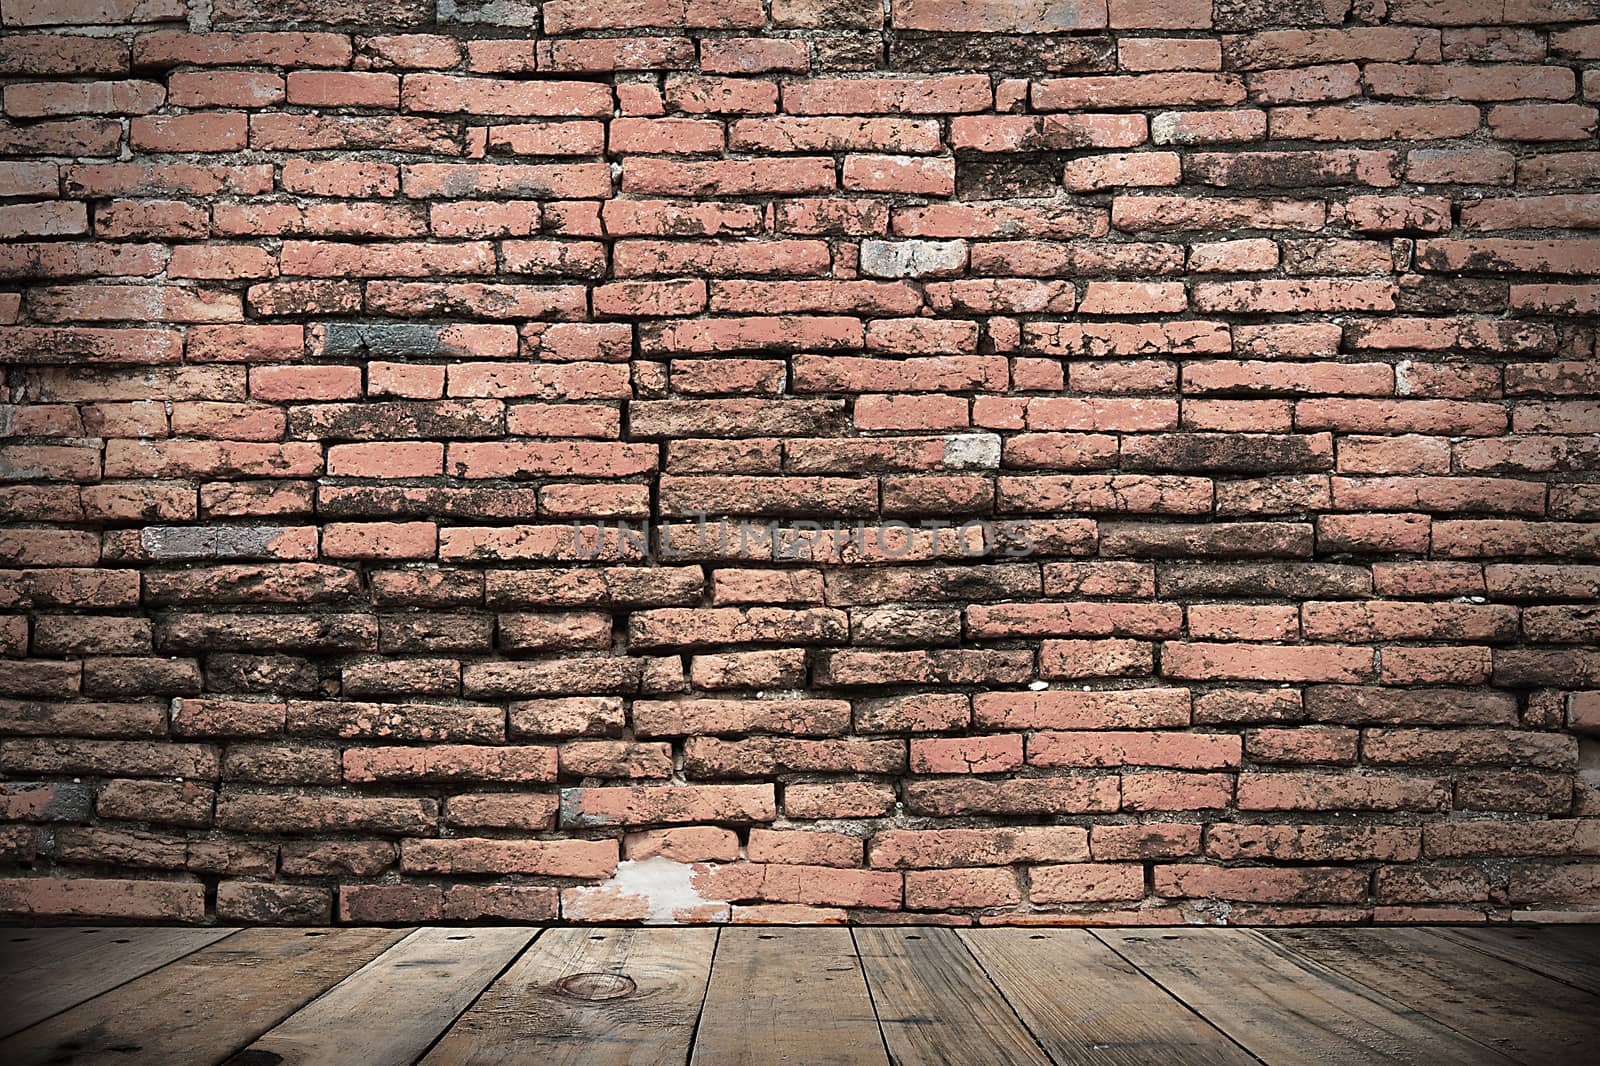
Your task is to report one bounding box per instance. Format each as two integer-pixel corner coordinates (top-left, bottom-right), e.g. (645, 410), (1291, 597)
(0, 2), (1596, 927)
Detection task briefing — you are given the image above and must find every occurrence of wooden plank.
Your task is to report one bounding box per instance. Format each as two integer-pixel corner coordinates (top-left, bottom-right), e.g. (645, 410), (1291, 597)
(1097, 928), (1518, 1066)
(1267, 928), (1600, 1066)
(1427, 926), (1600, 995)
(224, 927), (536, 1066)
(0, 927), (407, 1066)
(421, 926), (717, 1066)
(854, 926), (1053, 1066)
(690, 926), (887, 1066)
(0, 926), (239, 1038)
(959, 928), (1258, 1066)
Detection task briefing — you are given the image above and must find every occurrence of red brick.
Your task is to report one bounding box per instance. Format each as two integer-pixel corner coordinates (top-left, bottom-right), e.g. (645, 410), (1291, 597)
(1156, 864), (1367, 904)
(401, 74), (610, 117)
(561, 784), (776, 827)
(871, 827), (1088, 869)
(842, 155), (955, 196)
(1036, 74), (1244, 110)
(701, 38), (808, 74)
(748, 828), (861, 868)
(339, 884), (441, 922)
(361, 33), (462, 69)
(911, 734), (1023, 774)
(0, 877), (204, 922)
(624, 826), (739, 861)
(1030, 863), (1145, 903)
(321, 522), (437, 560)
(131, 113), (247, 152)
(286, 71), (398, 108)
(1238, 772), (1448, 812)
(907, 867), (1019, 909)
(402, 837), (615, 879)
(544, 0), (764, 32)
(622, 157), (835, 196)
(1120, 38), (1222, 71)
(1163, 642), (1374, 683)
(1028, 731), (1239, 770)
(134, 31), (352, 68)
(609, 117), (722, 155)
(1091, 823), (1201, 861)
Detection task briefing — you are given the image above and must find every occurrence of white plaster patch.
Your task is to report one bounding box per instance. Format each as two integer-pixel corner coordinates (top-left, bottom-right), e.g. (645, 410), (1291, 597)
(588, 856), (730, 924)
(941, 432), (1001, 469)
(437, 0), (540, 26)
(859, 239), (967, 279)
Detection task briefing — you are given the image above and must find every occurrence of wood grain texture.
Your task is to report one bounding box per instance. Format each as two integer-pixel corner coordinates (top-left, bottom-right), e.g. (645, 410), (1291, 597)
(1097, 928), (1519, 1066)
(960, 927), (1258, 1066)
(0, 927), (407, 1066)
(0, 926), (239, 1038)
(224, 926), (536, 1066)
(2, 924), (1594, 1065)
(1427, 926), (1600, 996)
(690, 926), (888, 1066)
(855, 926), (1053, 1066)
(1266, 928), (1600, 1066)
(420, 926), (717, 1066)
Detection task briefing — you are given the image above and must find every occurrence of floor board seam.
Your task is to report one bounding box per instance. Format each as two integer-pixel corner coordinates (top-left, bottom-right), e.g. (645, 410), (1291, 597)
(950, 929), (1063, 1066)
(0, 926), (244, 1042)
(1086, 929), (1271, 1066)
(848, 925), (899, 1066)
(408, 926), (548, 1066)
(683, 924), (722, 1066)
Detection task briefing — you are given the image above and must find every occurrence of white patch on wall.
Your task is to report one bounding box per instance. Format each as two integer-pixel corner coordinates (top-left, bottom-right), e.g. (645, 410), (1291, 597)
(942, 433), (1002, 469)
(597, 857), (727, 924)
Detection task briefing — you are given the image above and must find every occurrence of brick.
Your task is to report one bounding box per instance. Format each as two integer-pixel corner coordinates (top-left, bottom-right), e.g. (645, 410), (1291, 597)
(1237, 773), (1448, 812)
(634, 698), (849, 737)
(286, 71), (398, 108)
(134, 31), (352, 67)
(1120, 38), (1222, 71)
(1226, 28), (1442, 72)
(0, 877), (204, 922)
(951, 113), (1147, 152)
(1036, 74), (1244, 110)
(402, 837), (615, 878)
(338, 884), (441, 923)
(1092, 823), (1201, 861)
(843, 155), (955, 196)
(1064, 152), (1181, 191)
(402, 75), (610, 117)
(1155, 864), (1367, 904)
(895, 0), (1105, 30)
(561, 784), (776, 827)
(871, 827), (1088, 869)
(1163, 642), (1374, 683)
(1028, 731), (1240, 770)
(622, 157), (833, 196)
(544, 0), (764, 32)
(1030, 863), (1145, 903)
(701, 37), (808, 74)
(906, 777), (1119, 816)
(907, 867), (1019, 909)
(533, 37), (694, 72)
(609, 118), (722, 155)
(783, 75), (991, 115)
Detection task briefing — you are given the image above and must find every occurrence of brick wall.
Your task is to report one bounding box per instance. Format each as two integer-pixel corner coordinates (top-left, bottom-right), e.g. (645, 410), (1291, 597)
(0, 0), (1597, 927)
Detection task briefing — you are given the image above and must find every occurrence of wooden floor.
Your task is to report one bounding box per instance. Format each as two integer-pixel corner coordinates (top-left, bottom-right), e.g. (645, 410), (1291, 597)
(1, 925), (1597, 1064)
